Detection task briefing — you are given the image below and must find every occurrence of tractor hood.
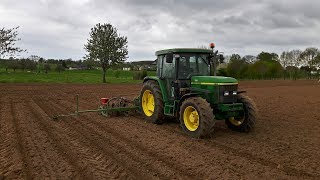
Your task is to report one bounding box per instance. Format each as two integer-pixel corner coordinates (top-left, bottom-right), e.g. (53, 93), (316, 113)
(191, 76), (238, 85)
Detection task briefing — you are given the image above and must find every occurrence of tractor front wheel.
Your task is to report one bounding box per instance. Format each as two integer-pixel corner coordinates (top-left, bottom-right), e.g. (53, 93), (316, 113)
(225, 94), (257, 132)
(180, 97), (215, 138)
(140, 80), (164, 124)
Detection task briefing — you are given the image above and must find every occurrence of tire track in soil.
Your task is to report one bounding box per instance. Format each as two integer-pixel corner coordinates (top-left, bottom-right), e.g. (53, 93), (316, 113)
(74, 98), (317, 179)
(29, 99), (135, 180)
(0, 97), (26, 179)
(3, 99), (33, 179)
(43, 98), (195, 179)
(32, 98), (149, 180)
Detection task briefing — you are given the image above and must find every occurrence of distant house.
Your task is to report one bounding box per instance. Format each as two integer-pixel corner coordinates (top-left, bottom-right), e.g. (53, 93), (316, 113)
(131, 60), (156, 71)
(122, 67), (131, 71)
(68, 67), (78, 70)
(68, 64), (89, 70)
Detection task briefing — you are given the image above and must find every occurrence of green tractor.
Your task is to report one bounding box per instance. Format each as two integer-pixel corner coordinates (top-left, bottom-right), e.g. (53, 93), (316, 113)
(140, 46), (257, 138)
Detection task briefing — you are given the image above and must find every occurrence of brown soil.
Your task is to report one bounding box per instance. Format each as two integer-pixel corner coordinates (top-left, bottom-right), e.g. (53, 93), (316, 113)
(0, 80), (319, 179)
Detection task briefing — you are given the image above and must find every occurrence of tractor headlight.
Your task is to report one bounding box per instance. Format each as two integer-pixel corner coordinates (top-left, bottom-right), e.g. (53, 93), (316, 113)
(232, 91), (237, 95)
(224, 91), (229, 96)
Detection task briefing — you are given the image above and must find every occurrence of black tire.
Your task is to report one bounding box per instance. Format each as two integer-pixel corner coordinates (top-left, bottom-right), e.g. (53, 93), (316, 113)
(225, 94), (257, 132)
(140, 80), (164, 124)
(180, 97), (215, 138)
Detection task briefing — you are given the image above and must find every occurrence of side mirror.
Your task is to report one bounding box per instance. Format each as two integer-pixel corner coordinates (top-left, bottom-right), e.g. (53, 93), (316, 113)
(166, 53), (173, 63)
(219, 54), (225, 63)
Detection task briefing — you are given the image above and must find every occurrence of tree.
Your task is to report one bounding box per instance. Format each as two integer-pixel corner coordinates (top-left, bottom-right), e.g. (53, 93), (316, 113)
(300, 47), (319, 78)
(279, 51), (293, 79)
(7, 57), (19, 71)
(286, 50), (302, 80)
(55, 64), (65, 73)
(19, 58), (28, 71)
(84, 23), (128, 83)
(257, 52), (278, 62)
(61, 60), (67, 68)
(82, 59), (96, 69)
(29, 55), (42, 73)
(279, 51), (290, 68)
(26, 59), (37, 71)
(0, 27), (26, 58)
(44, 63), (51, 74)
(226, 54), (249, 78)
(242, 55), (256, 64)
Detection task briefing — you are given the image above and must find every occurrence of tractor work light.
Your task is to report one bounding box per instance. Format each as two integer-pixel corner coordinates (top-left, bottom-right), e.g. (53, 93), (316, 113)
(232, 91), (237, 95)
(224, 91), (229, 96)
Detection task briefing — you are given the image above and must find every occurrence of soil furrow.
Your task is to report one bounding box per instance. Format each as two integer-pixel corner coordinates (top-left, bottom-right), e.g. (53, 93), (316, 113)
(29, 99), (133, 179)
(56, 97), (208, 178)
(72, 98), (317, 178)
(32, 98), (144, 179)
(46, 99), (191, 179)
(0, 97), (26, 179)
(1, 81), (319, 179)
(9, 100), (33, 179)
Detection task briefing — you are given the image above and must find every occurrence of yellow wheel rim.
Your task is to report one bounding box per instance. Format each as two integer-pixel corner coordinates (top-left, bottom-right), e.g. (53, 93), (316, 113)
(229, 116), (245, 126)
(183, 106), (199, 131)
(142, 90), (155, 117)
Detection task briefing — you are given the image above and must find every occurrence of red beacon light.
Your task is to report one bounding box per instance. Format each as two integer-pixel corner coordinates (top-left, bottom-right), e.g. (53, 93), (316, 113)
(101, 98), (109, 105)
(210, 43), (215, 49)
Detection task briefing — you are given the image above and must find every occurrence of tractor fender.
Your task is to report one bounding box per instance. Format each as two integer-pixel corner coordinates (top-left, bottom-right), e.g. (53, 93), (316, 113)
(143, 76), (169, 102)
(178, 93), (199, 108)
(175, 93), (199, 118)
(237, 90), (246, 94)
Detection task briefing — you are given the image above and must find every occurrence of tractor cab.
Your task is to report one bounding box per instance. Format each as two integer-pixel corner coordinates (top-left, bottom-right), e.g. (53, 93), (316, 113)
(156, 49), (212, 80)
(155, 49), (212, 99)
(155, 48), (235, 101)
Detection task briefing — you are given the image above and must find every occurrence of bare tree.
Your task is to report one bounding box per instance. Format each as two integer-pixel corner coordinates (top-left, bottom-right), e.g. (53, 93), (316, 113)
(300, 47), (319, 78)
(0, 26), (26, 58)
(29, 55), (42, 73)
(44, 63), (51, 74)
(242, 55), (256, 64)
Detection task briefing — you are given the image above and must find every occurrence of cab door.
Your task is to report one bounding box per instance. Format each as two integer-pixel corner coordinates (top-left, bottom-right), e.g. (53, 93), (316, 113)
(158, 54), (176, 100)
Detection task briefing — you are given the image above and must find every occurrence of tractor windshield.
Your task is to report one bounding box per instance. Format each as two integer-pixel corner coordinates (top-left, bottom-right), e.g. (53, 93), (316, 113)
(177, 53), (210, 79)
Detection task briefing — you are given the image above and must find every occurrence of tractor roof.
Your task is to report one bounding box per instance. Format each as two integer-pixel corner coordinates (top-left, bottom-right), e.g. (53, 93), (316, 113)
(155, 48), (212, 56)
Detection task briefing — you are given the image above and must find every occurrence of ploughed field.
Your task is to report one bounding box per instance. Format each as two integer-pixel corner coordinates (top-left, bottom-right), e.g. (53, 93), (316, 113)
(0, 80), (319, 179)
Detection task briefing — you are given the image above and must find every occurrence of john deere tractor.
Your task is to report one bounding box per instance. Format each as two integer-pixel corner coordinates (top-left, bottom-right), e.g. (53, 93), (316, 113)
(140, 46), (257, 138)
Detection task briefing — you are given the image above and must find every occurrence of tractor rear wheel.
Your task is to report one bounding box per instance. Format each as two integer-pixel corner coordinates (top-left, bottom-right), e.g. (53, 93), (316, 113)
(225, 94), (257, 132)
(180, 97), (215, 138)
(140, 80), (164, 124)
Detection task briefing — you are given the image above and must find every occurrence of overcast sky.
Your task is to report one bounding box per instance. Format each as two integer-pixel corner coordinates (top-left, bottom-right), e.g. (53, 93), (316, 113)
(1, 0), (319, 61)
